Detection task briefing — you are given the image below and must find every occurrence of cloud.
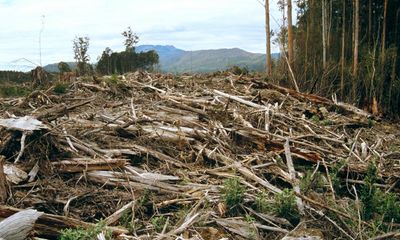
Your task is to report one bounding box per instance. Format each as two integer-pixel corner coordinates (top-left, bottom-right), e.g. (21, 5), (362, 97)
(0, 0), (288, 67)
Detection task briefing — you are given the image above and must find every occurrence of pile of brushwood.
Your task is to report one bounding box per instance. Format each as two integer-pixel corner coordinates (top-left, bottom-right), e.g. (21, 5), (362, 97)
(0, 71), (399, 240)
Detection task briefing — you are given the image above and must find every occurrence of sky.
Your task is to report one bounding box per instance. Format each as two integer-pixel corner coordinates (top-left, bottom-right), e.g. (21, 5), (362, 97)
(0, 0), (291, 70)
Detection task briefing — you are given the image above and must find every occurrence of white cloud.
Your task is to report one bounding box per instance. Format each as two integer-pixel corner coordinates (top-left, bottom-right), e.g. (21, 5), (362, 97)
(0, 0), (289, 67)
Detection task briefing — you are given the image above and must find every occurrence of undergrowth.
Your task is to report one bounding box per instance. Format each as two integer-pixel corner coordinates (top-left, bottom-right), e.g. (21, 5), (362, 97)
(59, 221), (111, 240)
(273, 189), (300, 225)
(222, 177), (245, 215)
(0, 85), (31, 97)
(53, 82), (69, 94)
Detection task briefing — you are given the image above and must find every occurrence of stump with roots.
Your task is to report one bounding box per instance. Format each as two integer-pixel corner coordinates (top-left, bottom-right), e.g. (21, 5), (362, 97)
(31, 66), (49, 88)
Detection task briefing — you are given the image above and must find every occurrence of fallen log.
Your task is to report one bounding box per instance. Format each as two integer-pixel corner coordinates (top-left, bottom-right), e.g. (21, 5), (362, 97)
(0, 209), (43, 240)
(52, 158), (128, 173)
(0, 205), (128, 238)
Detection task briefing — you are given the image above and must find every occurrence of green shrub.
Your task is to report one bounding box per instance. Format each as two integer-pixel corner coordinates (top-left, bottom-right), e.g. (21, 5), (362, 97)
(360, 161), (400, 222)
(151, 215), (168, 233)
(273, 189), (300, 224)
(228, 65), (249, 75)
(329, 160), (346, 194)
(320, 119), (333, 126)
(222, 178), (245, 214)
(59, 221), (111, 240)
(254, 191), (271, 213)
(310, 115), (320, 123)
(53, 82), (68, 94)
(300, 170), (324, 193)
(379, 192), (400, 223)
(109, 74), (119, 84)
(360, 162), (378, 220)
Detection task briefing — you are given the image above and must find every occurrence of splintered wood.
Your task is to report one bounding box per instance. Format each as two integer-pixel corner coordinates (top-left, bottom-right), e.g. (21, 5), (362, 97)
(0, 71), (399, 239)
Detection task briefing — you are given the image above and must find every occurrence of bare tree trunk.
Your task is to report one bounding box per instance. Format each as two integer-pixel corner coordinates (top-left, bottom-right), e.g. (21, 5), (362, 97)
(287, 0), (294, 65)
(265, 0), (272, 75)
(322, 0), (327, 70)
(341, 0), (346, 99)
(353, 0), (359, 78)
(381, 0), (388, 66)
(389, 8), (400, 111)
(368, 0), (372, 46)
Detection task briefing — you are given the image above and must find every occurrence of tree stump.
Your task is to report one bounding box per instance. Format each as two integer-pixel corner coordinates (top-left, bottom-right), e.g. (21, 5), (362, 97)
(31, 66), (48, 88)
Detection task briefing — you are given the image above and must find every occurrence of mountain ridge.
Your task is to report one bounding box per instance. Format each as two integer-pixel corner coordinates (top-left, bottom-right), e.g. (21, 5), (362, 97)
(43, 45), (279, 73)
(136, 45), (279, 73)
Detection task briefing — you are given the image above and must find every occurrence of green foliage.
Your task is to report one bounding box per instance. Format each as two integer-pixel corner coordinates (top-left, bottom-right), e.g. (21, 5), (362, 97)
(245, 214), (255, 223)
(107, 74), (119, 85)
(228, 65), (249, 75)
(310, 115), (320, 123)
(368, 119), (375, 128)
(273, 189), (300, 224)
(151, 215), (168, 233)
(360, 161), (400, 222)
(222, 178), (245, 214)
(254, 191), (271, 213)
(0, 85), (31, 97)
(96, 45), (159, 75)
(119, 212), (136, 233)
(59, 221), (111, 240)
(73, 36), (90, 75)
(0, 71), (31, 83)
(329, 160), (345, 194)
(53, 82), (68, 94)
(122, 26), (139, 51)
(58, 61), (72, 73)
(295, 0), (400, 117)
(320, 119), (333, 126)
(360, 162), (378, 220)
(300, 170), (324, 193)
(378, 191), (400, 223)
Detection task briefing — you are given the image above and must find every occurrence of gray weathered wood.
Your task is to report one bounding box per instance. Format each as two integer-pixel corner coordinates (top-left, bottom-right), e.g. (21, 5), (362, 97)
(0, 209), (43, 240)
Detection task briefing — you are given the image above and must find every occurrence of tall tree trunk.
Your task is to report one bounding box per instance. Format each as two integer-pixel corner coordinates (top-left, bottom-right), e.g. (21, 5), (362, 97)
(381, 0), (388, 66)
(353, 0), (359, 77)
(287, 0), (294, 65)
(322, 0), (327, 70)
(265, 0), (272, 76)
(389, 8), (400, 113)
(341, 0), (346, 99)
(368, 0), (372, 46)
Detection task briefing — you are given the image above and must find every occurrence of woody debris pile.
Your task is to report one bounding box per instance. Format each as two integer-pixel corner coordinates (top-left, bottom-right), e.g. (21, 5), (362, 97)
(0, 71), (399, 239)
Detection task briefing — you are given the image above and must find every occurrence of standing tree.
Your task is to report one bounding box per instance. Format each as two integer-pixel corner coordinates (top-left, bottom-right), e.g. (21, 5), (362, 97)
(352, 0), (359, 78)
(73, 36), (90, 76)
(287, 0), (294, 65)
(340, 0), (346, 98)
(122, 27), (139, 52)
(264, 0), (272, 76)
(322, 0), (327, 70)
